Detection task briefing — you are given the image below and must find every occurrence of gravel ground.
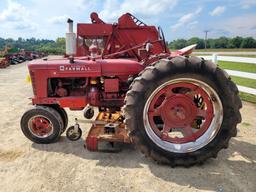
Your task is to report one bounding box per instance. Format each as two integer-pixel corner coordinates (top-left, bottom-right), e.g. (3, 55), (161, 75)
(0, 62), (255, 192)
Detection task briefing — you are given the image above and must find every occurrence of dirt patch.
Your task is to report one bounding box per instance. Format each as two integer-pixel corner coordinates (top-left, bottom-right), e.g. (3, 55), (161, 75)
(0, 149), (24, 162)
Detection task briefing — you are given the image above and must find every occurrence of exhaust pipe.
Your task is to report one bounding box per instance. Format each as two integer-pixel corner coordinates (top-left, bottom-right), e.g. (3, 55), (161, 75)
(66, 18), (76, 57)
(68, 18), (74, 33)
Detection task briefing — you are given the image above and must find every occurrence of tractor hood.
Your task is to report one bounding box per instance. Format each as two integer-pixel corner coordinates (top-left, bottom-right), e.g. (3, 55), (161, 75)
(28, 58), (144, 77)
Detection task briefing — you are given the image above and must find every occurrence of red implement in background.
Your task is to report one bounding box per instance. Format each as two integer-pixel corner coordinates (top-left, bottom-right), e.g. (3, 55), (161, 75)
(76, 12), (196, 60)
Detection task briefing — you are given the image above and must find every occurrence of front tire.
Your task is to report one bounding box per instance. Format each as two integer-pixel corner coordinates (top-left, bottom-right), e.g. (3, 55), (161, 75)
(48, 105), (68, 134)
(124, 56), (242, 166)
(20, 105), (64, 144)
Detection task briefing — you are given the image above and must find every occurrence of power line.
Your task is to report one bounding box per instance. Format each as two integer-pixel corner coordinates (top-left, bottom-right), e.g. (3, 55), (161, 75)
(204, 30), (209, 49)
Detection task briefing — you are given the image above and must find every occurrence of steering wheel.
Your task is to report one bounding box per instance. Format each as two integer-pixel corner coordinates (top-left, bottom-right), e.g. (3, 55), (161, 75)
(158, 26), (167, 53)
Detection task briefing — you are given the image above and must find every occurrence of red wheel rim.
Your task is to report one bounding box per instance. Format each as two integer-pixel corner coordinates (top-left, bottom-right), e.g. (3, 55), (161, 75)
(28, 116), (53, 138)
(147, 82), (214, 144)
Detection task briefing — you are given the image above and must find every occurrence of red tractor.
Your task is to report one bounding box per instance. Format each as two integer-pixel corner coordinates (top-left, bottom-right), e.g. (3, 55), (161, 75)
(21, 13), (241, 166)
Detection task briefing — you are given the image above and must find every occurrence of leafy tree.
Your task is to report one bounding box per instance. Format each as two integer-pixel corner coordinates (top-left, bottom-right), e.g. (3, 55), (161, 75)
(0, 37), (64, 54)
(214, 37), (229, 48)
(207, 39), (216, 49)
(168, 36), (256, 50)
(1, 36), (256, 54)
(168, 39), (187, 49)
(240, 37), (256, 48)
(230, 36), (243, 48)
(0, 37), (5, 49)
(187, 37), (205, 49)
(56, 37), (65, 52)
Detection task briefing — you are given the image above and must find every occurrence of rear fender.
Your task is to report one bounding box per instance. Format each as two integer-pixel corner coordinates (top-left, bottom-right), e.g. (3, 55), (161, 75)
(171, 44), (197, 57)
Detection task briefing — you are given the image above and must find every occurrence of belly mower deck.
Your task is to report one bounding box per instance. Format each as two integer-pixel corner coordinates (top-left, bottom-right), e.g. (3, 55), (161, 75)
(67, 112), (131, 152)
(82, 111), (131, 152)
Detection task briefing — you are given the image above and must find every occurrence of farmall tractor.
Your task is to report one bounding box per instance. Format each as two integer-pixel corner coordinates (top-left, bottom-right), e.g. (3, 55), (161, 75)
(21, 13), (242, 166)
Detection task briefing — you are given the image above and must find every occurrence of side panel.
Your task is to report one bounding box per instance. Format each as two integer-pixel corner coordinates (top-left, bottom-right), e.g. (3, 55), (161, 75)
(32, 97), (87, 109)
(49, 63), (102, 78)
(29, 59), (143, 109)
(100, 59), (144, 76)
(77, 23), (113, 37)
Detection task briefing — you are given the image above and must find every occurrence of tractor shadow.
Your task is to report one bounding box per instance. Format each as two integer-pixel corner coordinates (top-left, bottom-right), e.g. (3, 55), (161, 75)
(32, 136), (146, 168)
(32, 137), (256, 191)
(147, 138), (256, 191)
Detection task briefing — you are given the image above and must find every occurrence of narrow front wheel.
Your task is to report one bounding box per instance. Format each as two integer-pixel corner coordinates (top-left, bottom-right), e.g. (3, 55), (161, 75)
(20, 106), (63, 144)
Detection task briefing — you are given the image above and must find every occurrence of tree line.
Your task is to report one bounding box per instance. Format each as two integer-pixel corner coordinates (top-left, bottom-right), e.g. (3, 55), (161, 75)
(1, 36), (256, 56)
(0, 37), (65, 55)
(168, 36), (256, 49)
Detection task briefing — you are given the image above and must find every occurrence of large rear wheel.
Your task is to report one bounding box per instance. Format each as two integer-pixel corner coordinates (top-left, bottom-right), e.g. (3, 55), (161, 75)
(124, 56), (242, 166)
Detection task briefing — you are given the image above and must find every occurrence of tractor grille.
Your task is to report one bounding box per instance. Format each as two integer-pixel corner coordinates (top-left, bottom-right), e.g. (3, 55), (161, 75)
(29, 71), (37, 95)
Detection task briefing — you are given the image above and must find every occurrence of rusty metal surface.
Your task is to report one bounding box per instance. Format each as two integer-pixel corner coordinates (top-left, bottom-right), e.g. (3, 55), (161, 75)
(86, 111), (131, 151)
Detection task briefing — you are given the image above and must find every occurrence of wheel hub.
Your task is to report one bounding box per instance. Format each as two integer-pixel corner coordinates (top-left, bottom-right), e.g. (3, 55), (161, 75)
(161, 95), (197, 127)
(28, 116), (53, 138)
(145, 80), (217, 147)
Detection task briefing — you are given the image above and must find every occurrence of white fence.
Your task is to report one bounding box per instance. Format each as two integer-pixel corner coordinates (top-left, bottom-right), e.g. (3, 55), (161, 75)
(225, 70), (256, 80)
(200, 55), (256, 64)
(199, 55), (256, 95)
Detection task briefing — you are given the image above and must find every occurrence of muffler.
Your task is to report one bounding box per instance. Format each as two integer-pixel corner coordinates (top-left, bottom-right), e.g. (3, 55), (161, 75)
(66, 18), (76, 56)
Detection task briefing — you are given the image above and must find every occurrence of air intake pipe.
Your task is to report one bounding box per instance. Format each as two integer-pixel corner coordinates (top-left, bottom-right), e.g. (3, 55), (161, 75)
(66, 18), (76, 58)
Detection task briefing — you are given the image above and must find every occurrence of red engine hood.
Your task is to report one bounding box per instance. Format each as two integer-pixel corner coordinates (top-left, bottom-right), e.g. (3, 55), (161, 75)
(28, 58), (144, 77)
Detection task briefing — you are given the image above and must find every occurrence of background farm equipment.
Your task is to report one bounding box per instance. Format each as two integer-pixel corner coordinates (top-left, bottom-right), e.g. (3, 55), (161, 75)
(0, 57), (10, 68)
(21, 12), (241, 166)
(0, 45), (46, 68)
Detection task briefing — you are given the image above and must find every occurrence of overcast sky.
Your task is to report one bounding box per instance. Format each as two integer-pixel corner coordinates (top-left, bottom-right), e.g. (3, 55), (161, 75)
(0, 0), (256, 41)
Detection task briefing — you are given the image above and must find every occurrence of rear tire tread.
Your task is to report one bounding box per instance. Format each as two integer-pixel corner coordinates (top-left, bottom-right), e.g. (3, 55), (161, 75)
(124, 56), (242, 167)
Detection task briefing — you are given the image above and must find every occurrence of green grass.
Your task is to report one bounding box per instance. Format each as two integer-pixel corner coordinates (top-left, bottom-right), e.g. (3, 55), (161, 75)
(218, 61), (256, 73)
(194, 48), (256, 52)
(230, 76), (256, 89)
(239, 92), (256, 104)
(241, 122), (251, 127)
(217, 61), (256, 104)
(191, 57), (256, 104)
(229, 75), (256, 104)
(219, 54), (256, 58)
(192, 54), (256, 58)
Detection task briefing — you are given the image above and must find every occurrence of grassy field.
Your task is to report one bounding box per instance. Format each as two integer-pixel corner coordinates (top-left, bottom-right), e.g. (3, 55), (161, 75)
(218, 61), (256, 73)
(182, 52), (256, 103)
(239, 92), (256, 104)
(230, 76), (256, 89)
(216, 61), (256, 104)
(192, 54), (256, 58)
(229, 75), (256, 104)
(218, 54), (256, 58)
(194, 48), (256, 52)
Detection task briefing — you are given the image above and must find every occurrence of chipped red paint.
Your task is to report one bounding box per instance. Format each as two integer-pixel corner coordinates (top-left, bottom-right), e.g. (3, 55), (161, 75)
(147, 82), (214, 144)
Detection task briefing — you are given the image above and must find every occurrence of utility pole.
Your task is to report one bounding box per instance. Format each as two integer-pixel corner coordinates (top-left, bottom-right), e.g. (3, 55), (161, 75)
(204, 30), (209, 49)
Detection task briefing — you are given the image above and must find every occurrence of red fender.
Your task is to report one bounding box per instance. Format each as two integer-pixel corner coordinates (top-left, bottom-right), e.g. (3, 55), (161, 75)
(171, 44), (197, 57)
